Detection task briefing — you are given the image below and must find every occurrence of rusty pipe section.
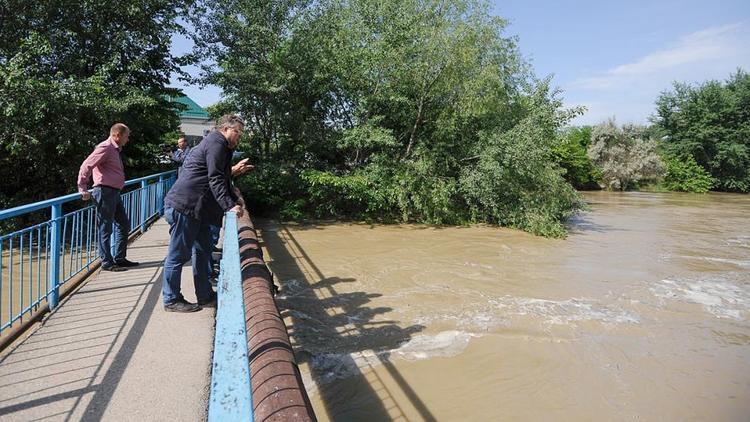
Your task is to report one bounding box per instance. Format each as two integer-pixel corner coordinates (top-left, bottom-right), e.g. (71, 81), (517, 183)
(236, 210), (317, 422)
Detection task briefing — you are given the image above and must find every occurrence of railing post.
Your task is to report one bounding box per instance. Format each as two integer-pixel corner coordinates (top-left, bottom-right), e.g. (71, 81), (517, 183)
(49, 204), (62, 309)
(157, 175), (165, 215)
(140, 180), (148, 234)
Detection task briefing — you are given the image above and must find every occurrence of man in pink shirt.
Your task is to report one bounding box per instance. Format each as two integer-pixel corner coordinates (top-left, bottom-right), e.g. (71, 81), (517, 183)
(78, 123), (139, 272)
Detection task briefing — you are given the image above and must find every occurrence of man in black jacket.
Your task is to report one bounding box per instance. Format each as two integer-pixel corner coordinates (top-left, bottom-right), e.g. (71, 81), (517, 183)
(170, 135), (191, 176)
(161, 115), (246, 312)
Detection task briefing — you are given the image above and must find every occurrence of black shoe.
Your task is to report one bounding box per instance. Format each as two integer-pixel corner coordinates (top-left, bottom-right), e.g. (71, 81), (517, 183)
(115, 259), (140, 267)
(197, 293), (217, 308)
(102, 264), (127, 272)
(164, 299), (201, 313)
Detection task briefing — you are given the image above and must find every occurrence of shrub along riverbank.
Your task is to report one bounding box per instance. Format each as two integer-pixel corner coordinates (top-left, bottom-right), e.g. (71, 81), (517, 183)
(198, 0), (586, 237)
(554, 70), (749, 194)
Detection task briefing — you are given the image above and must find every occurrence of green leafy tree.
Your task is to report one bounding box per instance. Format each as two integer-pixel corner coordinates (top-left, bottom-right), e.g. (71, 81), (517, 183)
(661, 154), (714, 193)
(0, 0), (190, 214)
(653, 70), (750, 192)
(459, 85), (583, 237)
(553, 126), (601, 190)
(588, 120), (665, 191)
(196, 0), (584, 236)
(190, 0), (315, 163)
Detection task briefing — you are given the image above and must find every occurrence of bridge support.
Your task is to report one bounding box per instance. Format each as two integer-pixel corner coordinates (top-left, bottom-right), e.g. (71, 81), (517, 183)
(49, 204), (61, 309)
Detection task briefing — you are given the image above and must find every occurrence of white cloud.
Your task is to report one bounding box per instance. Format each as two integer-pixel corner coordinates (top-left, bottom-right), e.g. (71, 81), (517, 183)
(565, 22), (750, 125)
(571, 23), (746, 90)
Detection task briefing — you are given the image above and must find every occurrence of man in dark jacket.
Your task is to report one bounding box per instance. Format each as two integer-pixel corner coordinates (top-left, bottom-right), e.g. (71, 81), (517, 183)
(161, 115), (246, 312)
(170, 135), (191, 176)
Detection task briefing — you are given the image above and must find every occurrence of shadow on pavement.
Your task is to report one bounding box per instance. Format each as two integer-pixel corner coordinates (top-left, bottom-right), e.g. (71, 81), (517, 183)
(0, 266), (162, 421)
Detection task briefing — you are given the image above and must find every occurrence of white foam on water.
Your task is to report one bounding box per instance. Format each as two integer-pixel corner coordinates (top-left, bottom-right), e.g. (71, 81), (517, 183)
(490, 296), (641, 326)
(411, 296), (639, 332)
(667, 254), (750, 268)
(299, 296), (640, 395)
(702, 257), (750, 268)
(651, 278), (750, 320)
(301, 330), (478, 393)
(462, 261), (495, 270)
(391, 330), (478, 361)
(457, 311), (510, 331)
(412, 307), (509, 331)
(277, 278), (315, 298)
(727, 236), (750, 248)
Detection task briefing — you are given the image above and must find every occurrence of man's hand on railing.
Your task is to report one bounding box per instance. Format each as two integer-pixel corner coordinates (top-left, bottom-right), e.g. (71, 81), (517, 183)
(231, 203), (244, 218)
(81, 191), (91, 201)
(232, 187), (246, 215)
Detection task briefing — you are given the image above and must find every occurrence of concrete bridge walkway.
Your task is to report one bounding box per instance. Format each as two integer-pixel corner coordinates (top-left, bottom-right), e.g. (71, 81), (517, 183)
(0, 218), (215, 421)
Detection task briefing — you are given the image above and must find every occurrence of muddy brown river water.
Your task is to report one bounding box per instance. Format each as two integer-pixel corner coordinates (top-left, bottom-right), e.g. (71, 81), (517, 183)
(259, 191), (750, 421)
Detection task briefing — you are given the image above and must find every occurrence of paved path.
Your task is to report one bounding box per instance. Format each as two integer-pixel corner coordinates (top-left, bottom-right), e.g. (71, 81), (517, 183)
(0, 219), (215, 421)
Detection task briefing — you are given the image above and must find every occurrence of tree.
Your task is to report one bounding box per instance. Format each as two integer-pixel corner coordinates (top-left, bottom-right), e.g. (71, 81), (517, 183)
(190, 0), (314, 163)
(459, 83), (583, 237)
(194, 0), (584, 236)
(588, 120), (664, 190)
(0, 0), (190, 214)
(553, 126), (600, 190)
(653, 70), (750, 192)
(662, 154), (714, 193)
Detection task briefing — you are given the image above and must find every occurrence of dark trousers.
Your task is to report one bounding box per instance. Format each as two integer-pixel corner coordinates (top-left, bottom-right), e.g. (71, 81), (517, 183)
(91, 186), (129, 267)
(162, 207), (213, 304)
(209, 223), (221, 273)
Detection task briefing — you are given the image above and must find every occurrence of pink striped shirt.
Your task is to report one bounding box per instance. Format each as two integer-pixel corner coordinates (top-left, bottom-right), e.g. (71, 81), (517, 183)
(77, 138), (125, 192)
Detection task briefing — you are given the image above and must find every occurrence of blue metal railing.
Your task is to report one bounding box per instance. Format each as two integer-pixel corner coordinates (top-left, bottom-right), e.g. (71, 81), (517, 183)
(0, 170), (176, 334)
(209, 211), (254, 421)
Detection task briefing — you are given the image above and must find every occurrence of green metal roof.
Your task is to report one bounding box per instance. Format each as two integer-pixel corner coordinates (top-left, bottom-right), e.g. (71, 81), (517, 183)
(169, 95), (210, 119)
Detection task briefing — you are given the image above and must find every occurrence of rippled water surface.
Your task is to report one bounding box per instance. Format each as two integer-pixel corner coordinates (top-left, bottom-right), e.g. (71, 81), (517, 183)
(259, 191), (750, 421)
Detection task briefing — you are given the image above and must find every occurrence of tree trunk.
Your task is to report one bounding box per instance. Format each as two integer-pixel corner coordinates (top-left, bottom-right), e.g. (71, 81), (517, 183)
(405, 97), (425, 159)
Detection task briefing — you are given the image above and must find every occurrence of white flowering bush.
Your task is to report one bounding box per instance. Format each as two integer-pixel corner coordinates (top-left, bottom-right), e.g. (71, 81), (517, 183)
(587, 120), (665, 190)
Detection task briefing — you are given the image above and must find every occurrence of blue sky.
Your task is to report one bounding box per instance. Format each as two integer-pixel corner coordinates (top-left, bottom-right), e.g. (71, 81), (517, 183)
(170, 0), (750, 126)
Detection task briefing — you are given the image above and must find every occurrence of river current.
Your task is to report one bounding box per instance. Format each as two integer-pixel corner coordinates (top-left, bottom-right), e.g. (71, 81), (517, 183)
(259, 191), (750, 421)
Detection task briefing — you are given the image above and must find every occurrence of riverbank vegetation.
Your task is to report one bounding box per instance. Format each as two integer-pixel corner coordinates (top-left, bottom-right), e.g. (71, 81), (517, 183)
(653, 70), (750, 193)
(587, 121), (664, 191)
(551, 70), (749, 194)
(1, 0), (747, 237)
(193, 0), (585, 237)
